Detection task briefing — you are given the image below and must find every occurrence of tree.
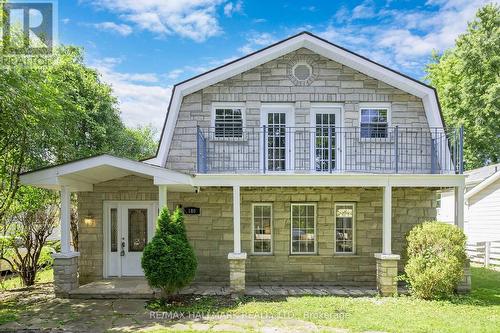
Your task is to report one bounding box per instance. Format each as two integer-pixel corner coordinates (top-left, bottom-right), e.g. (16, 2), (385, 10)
(426, 4), (500, 169)
(0, 187), (58, 286)
(141, 208), (197, 298)
(0, 44), (158, 284)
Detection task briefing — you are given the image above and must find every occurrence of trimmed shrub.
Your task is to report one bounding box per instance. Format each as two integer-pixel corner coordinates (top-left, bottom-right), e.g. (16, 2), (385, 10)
(141, 208), (197, 297)
(404, 221), (467, 299)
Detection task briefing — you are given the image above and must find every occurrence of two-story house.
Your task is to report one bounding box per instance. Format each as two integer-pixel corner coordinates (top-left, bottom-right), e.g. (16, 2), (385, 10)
(21, 32), (468, 297)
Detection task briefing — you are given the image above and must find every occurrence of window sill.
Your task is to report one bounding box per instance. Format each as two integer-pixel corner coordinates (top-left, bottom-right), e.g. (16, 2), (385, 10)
(359, 138), (393, 144)
(249, 253), (274, 257)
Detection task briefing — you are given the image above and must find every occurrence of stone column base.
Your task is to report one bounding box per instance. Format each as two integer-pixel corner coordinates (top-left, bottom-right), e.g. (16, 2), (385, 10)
(228, 252), (247, 296)
(375, 253), (400, 297)
(52, 252), (80, 298)
(457, 259), (471, 294)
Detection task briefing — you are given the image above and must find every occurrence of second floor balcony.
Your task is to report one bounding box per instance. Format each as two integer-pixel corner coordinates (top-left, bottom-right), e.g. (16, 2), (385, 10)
(196, 126), (463, 175)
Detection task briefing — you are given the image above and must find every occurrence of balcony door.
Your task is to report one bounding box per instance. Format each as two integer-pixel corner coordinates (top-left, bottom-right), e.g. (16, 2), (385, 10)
(310, 106), (342, 172)
(104, 201), (157, 277)
(261, 105), (295, 172)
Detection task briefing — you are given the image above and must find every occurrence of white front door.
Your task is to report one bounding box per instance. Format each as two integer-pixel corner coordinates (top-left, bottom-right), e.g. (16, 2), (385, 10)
(104, 201), (157, 277)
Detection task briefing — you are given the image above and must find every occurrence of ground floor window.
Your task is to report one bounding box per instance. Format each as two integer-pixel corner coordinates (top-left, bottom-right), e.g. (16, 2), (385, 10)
(252, 204), (272, 254)
(334, 203), (356, 254)
(291, 203), (316, 254)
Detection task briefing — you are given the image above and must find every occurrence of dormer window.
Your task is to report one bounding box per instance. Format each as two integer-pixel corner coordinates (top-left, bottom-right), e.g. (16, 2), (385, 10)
(212, 104), (245, 138)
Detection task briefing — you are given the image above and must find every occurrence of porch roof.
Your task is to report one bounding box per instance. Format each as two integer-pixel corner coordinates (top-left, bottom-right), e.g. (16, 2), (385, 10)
(19, 154), (194, 192)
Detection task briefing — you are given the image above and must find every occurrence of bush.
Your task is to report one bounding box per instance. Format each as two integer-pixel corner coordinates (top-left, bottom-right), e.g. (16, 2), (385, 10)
(141, 208), (197, 297)
(404, 221), (467, 299)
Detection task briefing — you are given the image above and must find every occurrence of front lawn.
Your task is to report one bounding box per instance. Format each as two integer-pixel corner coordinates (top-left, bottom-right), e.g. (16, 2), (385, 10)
(148, 267), (500, 333)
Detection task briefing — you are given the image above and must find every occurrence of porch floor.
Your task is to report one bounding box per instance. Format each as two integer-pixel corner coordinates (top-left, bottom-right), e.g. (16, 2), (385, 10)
(69, 278), (387, 299)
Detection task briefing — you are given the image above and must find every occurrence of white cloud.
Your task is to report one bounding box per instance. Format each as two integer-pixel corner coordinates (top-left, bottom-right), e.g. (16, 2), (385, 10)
(224, 1), (243, 17)
(91, 58), (171, 130)
(318, 0), (489, 75)
(89, 0), (226, 42)
(238, 32), (276, 54)
(166, 69), (184, 80)
(352, 0), (376, 20)
(94, 21), (133, 36)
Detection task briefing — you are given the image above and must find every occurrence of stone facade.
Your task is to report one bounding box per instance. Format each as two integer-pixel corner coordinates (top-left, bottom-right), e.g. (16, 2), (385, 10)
(77, 175), (437, 287)
(375, 254), (400, 296)
(166, 48), (430, 173)
(228, 253), (247, 295)
(53, 254), (79, 297)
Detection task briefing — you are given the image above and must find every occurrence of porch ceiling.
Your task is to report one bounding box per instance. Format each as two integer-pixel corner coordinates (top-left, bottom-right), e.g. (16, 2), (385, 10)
(20, 154), (194, 192)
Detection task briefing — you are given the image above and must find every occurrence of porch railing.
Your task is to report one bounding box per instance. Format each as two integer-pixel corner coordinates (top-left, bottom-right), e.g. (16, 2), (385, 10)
(196, 126), (464, 174)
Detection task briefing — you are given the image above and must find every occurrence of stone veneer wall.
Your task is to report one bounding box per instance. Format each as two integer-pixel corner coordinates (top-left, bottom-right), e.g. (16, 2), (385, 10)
(166, 47), (430, 172)
(78, 175), (437, 286)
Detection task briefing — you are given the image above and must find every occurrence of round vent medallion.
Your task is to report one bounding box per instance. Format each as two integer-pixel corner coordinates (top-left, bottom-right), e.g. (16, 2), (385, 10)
(287, 56), (318, 86)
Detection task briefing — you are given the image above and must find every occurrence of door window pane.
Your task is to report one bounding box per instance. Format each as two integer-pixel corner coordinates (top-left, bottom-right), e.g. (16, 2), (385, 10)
(267, 112), (286, 171)
(253, 204), (272, 253)
(110, 208), (117, 252)
(315, 113), (336, 171)
(291, 204), (316, 253)
(128, 209), (148, 252)
(335, 204), (355, 253)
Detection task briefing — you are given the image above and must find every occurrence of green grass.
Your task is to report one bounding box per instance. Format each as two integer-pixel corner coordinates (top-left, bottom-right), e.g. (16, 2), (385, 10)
(0, 268), (53, 291)
(0, 268), (54, 325)
(147, 267), (500, 333)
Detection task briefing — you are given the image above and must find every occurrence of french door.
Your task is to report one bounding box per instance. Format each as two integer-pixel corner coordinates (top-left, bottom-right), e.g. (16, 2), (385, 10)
(261, 105), (294, 172)
(311, 107), (342, 172)
(104, 201), (157, 277)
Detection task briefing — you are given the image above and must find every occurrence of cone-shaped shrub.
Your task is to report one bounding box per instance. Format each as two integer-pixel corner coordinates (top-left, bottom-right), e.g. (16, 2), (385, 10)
(404, 221), (467, 299)
(141, 207), (197, 296)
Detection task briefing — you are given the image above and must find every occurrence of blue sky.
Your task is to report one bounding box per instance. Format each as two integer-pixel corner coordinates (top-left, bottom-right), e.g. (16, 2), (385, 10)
(56, 0), (490, 130)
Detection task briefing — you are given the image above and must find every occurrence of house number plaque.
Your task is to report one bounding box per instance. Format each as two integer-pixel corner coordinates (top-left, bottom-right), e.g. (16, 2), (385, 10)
(184, 207), (201, 215)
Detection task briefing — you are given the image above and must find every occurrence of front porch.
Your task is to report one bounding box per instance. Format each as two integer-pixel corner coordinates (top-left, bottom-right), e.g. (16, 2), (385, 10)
(69, 278), (384, 299)
(19, 154), (469, 299)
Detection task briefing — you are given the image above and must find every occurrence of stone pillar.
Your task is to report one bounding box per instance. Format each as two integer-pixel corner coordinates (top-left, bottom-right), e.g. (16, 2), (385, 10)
(457, 259), (471, 294)
(375, 253), (400, 297)
(228, 252), (246, 296)
(53, 252), (80, 298)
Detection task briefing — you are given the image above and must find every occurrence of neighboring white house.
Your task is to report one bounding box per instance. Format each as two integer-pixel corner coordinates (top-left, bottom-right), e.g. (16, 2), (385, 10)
(438, 163), (500, 243)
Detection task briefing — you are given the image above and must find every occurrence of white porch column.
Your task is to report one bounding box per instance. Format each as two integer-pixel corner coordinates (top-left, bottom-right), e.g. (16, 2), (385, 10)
(382, 185), (392, 255)
(60, 185), (71, 253)
(228, 185), (246, 295)
(53, 185), (80, 297)
(232, 185), (241, 253)
(454, 185), (464, 230)
(158, 185), (168, 211)
(375, 185), (400, 296)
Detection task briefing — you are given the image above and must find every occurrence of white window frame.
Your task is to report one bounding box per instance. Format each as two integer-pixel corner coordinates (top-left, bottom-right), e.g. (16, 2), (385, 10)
(359, 102), (391, 140)
(309, 104), (344, 172)
(290, 203), (317, 254)
(211, 102), (246, 140)
(251, 203), (273, 255)
(334, 202), (356, 255)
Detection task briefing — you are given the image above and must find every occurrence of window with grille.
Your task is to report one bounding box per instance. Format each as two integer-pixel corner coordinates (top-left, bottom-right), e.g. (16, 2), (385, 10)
(214, 108), (243, 138)
(335, 203), (355, 254)
(252, 204), (272, 254)
(360, 108), (389, 138)
(291, 204), (316, 254)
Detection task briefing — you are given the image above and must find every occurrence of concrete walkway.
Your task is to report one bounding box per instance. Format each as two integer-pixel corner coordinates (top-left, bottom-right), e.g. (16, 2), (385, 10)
(70, 278), (380, 299)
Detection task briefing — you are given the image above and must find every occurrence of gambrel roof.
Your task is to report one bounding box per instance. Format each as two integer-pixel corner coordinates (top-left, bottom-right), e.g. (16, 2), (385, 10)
(146, 31), (445, 167)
